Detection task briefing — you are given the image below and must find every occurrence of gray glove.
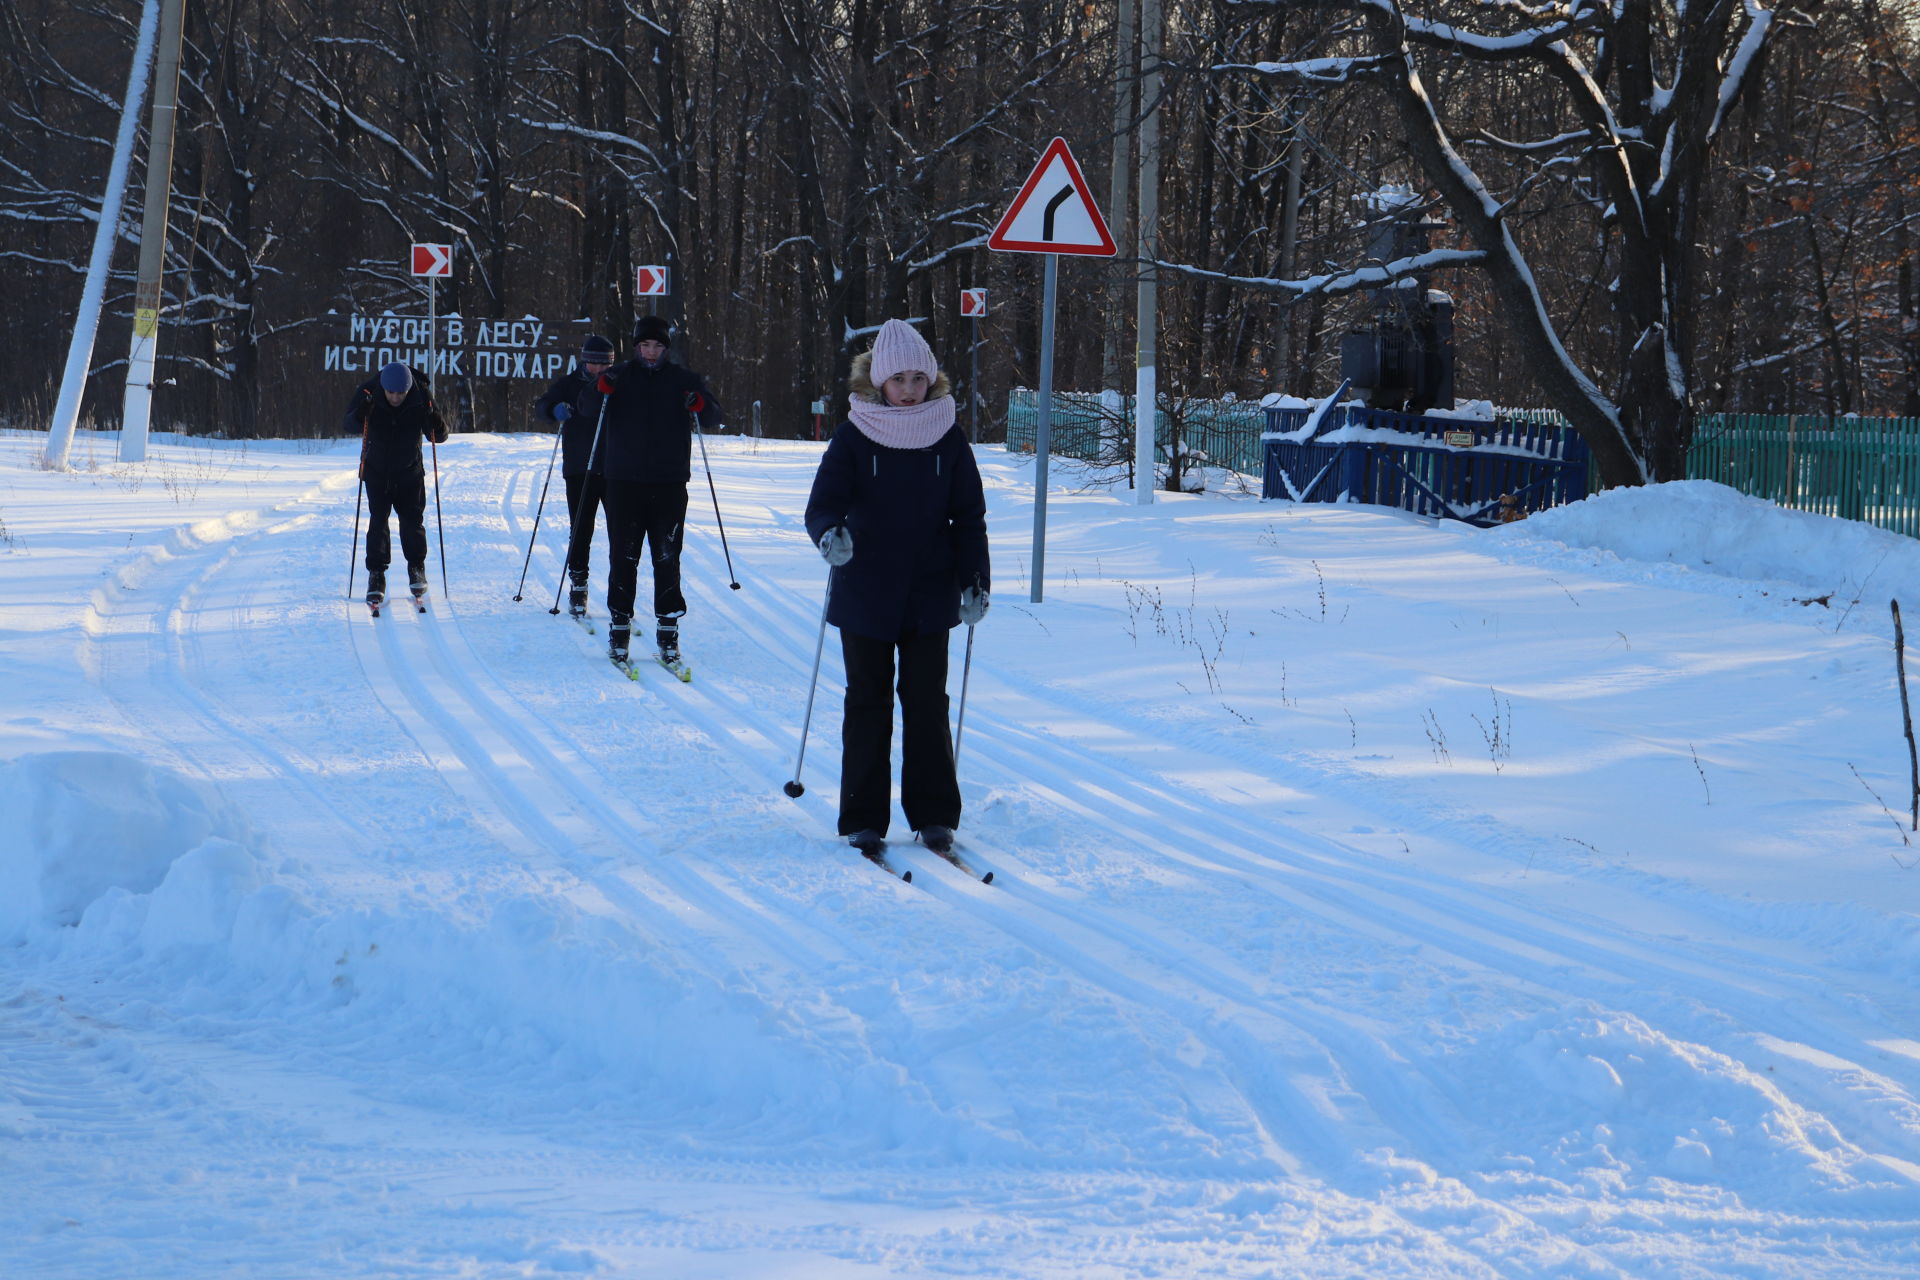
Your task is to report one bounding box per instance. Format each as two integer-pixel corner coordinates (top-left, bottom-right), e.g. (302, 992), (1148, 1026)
(818, 526), (853, 566)
(958, 585), (989, 626)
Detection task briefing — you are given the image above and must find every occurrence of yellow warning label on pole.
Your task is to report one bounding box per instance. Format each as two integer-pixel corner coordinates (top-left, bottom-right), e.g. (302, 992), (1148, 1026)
(134, 308), (159, 339)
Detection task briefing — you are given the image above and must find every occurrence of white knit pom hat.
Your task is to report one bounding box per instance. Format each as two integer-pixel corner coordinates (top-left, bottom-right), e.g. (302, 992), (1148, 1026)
(867, 318), (938, 386)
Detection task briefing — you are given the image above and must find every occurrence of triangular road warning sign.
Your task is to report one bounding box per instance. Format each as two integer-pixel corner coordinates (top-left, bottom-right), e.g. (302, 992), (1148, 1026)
(988, 138), (1117, 257)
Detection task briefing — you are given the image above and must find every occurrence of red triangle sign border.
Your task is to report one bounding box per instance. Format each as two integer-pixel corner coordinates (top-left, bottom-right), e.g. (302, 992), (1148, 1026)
(988, 137), (1118, 257)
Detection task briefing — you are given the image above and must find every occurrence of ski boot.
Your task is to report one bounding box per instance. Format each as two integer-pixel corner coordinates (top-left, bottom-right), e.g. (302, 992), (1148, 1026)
(655, 618), (691, 681)
(365, 568), (386, 615)
(847, 829), (885, 858)
(567, 570), (589, 619)
(610, 614), (633, 667)
(918, 825), (955, 856)
(408, 562), (428, 611)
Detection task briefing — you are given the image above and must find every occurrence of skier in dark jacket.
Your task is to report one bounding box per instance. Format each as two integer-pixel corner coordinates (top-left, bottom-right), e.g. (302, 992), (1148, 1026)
(804, 319), (990, 859)
(534, 334), (616, 616)
(343, 361), (447, 608)
(592, 315), (724, 667)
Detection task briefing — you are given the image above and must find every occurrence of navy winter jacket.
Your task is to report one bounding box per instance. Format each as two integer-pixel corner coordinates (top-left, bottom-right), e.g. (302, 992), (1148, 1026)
(596, 357), (722, 485)
(805, 420), (990, 642)
(341, 370), (445, 478)
(534, 368), (608, 478)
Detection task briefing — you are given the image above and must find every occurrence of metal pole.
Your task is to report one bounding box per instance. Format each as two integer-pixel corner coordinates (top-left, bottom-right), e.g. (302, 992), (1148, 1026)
(689, 396), (740, 589)
(119, 0), (187, 463)
(1133, 0), (1163, 505)
(430, 438), (448, 597)
(1031, 253), (1058, 603)
(428, 276), (438, 402)
(783, 576), (834, 798)
(513, 425), (564, 600)
(969, 315), (979, 443)
(953, 622), (977, 767)
(348, 479), (364, 600)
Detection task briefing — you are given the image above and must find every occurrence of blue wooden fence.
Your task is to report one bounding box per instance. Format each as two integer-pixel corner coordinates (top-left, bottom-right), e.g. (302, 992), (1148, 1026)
(1262, 402), (1592, 526)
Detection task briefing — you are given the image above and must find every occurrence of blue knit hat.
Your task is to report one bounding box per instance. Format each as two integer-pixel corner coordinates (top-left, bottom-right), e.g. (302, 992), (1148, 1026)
(379, 362), (413, 395)
(580, 335), (615, 363)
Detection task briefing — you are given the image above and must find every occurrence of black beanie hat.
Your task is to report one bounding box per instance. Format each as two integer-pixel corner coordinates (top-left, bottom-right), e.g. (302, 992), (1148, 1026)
(633, 314), (672, 346)
(580, 334), (615, 362)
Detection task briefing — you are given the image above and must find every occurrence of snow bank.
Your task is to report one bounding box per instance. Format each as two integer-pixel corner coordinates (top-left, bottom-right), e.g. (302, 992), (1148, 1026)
(0, 751), (253, 945)
(1491, 480), (1920, 619)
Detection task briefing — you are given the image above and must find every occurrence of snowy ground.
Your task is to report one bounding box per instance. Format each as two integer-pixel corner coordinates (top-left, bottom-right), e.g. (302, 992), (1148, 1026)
(3, 425), (1918, 1279)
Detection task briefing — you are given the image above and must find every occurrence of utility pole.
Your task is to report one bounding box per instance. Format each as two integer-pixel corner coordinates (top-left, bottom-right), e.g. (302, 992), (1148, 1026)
(44, 0), (161, 470)
(1132, 0), (1163, 505)
(120, 0), (188, 463)
(1101, 0), (1137, 392)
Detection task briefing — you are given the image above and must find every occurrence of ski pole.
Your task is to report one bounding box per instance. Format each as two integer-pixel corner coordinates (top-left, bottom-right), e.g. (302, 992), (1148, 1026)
(687, 391), (740, 590)
(953, 621), (977, 768)
(430, 437), (449, 597)
(514, 420), (564, 601)
(783, 574), (833, 798)
(348, 476), (364, 600)
(552, 384), (613, 615)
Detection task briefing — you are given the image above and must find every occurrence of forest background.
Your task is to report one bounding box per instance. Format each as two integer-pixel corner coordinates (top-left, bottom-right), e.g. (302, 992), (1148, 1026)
(2, 0), (1913, 475)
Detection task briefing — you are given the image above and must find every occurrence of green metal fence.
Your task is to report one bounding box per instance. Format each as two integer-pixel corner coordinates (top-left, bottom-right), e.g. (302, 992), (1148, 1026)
(1687, 415), (1920, 538)
(1003, 389), (1270, 475)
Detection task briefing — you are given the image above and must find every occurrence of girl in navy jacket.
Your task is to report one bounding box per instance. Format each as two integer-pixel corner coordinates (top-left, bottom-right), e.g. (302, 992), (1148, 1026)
(805, 320), (990, 859)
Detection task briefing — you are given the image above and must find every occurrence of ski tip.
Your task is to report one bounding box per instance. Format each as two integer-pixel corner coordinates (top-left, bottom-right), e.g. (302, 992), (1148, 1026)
(901, 869), (913, 883)
(982, 871), (995, 885)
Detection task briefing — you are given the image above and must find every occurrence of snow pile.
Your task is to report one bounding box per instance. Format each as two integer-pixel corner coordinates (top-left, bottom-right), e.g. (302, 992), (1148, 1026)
(1491, 479), (1920, 619)
(0, 751), (254, 945)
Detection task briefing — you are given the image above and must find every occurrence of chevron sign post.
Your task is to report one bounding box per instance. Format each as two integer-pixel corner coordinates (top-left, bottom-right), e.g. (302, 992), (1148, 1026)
(988, 138), (1115, 602)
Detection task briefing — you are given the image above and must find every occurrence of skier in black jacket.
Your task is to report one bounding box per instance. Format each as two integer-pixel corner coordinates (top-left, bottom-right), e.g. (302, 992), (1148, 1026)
(534, 334), (616, 616)
(804, 319), (990, 859)
(343, 361), (446, 607)
(592, 315), (724, 667)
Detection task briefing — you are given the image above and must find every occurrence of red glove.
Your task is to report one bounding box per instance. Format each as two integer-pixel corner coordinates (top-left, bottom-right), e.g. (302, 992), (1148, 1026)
(684, 391), (705, 412)
(597, 372), (618, 394)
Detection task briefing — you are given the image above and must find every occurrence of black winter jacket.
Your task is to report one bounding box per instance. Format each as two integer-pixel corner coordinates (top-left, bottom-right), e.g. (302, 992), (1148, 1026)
(596, 356), (722, 485)
(804, 419), (990, 642)
(534, 367), (609, 478)
(342, 370), (445, 478)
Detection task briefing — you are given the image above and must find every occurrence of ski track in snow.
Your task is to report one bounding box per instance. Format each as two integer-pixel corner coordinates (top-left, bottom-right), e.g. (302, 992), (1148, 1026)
(5, 432), (1920, 1278)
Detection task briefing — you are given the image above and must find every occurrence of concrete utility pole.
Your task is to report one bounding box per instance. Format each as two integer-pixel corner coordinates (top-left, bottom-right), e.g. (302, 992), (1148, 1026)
(120, 0), (188, 463)
(44, 0), (161, 470)
(1101, 0), (1137, 392)
(1132, 0), (1163, 504)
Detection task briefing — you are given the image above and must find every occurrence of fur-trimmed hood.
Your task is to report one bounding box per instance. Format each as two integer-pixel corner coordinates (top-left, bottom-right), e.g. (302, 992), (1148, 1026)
(849, 349), (953, 405)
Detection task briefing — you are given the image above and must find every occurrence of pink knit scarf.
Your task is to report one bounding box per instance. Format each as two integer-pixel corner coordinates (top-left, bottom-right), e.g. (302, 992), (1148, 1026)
(846, 393), (956, 449)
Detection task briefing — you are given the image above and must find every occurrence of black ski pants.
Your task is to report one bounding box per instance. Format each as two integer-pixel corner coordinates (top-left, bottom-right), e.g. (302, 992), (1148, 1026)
(363, 468), (427, 573)
(837, 628), (961, 839)
(604, 481), (687, 622)
(563, 472), (607, 579)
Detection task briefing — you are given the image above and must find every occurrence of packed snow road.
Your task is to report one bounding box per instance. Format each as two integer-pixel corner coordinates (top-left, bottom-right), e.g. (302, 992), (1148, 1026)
(3, 429), (1918, 1278)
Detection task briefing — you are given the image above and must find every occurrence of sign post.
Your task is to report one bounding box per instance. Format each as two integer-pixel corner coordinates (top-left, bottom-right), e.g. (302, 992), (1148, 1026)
(959, 288), (987, 442)
(987, 137), (1116, 603)
(411, 242), (453, 391)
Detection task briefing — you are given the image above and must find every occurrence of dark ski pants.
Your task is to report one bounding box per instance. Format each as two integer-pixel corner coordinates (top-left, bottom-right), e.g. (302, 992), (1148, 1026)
(363, 469), (427, 572)
(837, 628), (961, 839)
(604, 482), (687, 622)
(563, 472), (607, 579)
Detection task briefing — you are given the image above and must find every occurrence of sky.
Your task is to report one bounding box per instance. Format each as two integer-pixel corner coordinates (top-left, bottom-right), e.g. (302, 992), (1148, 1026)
(2, 425), (1918, 1279)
